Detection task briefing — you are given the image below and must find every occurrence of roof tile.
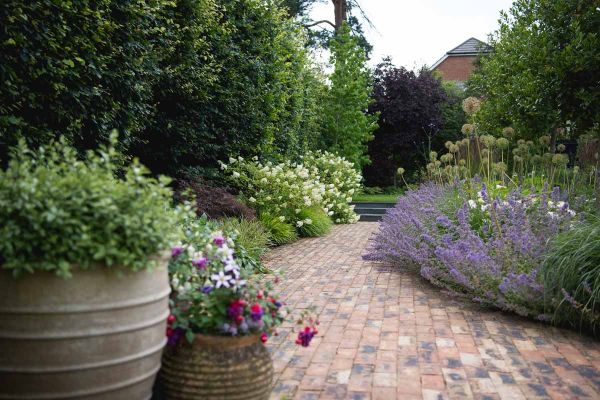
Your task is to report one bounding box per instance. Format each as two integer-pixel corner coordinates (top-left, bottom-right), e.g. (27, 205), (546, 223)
(447, 37), (491, 55)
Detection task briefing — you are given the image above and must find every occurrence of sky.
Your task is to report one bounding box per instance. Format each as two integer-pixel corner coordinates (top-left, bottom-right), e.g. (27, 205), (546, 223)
(309, 0), (515, 69)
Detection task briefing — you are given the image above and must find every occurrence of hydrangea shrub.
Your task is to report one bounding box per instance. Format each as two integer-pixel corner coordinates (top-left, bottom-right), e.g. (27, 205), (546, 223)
(301, 151), (362, 223)
(221, 151), (361, 231)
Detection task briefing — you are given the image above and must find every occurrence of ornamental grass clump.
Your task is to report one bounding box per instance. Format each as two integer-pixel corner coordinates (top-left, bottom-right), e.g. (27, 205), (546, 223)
(259, 214), (298, 245)
(0, 134), (183, 278)
(364, 180), (575, 319)
(220, 218), (270, 260)
(296, 207), (332, 237)
(542, 217), (600, 334)
(167, 217), (317, 346)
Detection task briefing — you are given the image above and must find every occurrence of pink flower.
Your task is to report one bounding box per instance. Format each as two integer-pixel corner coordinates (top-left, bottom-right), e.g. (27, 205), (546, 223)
(250, 303), (263, 322)
(295, 326), (316, 347)
(213, 236), (225, 247)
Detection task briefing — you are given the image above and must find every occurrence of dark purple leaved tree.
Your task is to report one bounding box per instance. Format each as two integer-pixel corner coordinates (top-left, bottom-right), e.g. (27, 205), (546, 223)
(365, 58), (447, 187)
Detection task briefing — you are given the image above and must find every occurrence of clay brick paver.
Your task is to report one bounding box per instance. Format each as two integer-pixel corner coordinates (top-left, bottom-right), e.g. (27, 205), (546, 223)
(265, 223), (600, 400)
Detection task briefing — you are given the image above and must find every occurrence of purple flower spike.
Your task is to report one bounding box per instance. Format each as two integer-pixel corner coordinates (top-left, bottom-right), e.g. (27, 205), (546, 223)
(362, 178), (573, 321)
(213, 236), (225, 247)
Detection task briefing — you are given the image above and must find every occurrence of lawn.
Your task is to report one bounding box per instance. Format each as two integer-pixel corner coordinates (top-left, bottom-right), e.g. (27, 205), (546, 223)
(352, 193), (400, 203)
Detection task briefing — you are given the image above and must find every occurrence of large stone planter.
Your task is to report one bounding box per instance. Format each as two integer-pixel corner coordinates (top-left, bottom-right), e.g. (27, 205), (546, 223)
(160, 334), (274, 400)
(0, 257), (171, 400)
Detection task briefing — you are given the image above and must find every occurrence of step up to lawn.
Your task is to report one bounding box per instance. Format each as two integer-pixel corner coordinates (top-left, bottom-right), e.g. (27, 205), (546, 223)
(352, 202), (395, 222)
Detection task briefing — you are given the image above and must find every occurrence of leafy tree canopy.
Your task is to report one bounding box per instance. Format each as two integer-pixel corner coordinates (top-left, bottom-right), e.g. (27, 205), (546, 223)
(320, 23), (378, 170)
(365, 59), (447, 186)
(468, 0), (600, 139)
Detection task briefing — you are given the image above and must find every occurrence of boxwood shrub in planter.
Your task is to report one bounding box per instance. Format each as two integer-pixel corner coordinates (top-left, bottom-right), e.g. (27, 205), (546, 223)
(0, 134), (184, 400)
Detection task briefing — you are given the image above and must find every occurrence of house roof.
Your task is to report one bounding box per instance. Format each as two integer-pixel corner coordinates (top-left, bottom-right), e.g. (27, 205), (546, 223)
(447, 37), (491, 55)
(430, 37), (492, 70)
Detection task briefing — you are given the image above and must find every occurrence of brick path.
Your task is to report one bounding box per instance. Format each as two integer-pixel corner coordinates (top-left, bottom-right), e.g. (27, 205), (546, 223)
(265, 223), (600, 400)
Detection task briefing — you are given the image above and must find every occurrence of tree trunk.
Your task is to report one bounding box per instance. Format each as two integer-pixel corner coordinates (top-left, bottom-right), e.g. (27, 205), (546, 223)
(549, 127), (558, 154)
(332, 0), (347, 32)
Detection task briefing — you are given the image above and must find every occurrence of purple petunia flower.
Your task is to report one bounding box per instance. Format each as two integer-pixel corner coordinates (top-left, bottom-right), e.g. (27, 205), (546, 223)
(171, 246), (184, 258)
(192, 257), (208, 269)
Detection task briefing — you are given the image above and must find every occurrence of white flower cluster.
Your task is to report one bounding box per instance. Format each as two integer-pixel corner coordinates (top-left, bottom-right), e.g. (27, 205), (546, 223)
(222, 151), (362, 226)
(170, 226), (244, 297)
(301, 151), (362, 224)
(222, 157), (325, 227)
(466, 186), (577, 220)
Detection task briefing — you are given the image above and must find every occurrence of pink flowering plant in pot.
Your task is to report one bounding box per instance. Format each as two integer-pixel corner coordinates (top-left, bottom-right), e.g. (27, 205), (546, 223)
(160, 216), (317, 398)
(166, 216), (317, 346)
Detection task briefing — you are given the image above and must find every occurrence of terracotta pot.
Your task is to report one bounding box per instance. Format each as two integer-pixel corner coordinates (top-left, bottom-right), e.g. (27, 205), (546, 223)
(0, 257), (170, 400)
(160, 334), (274, 400)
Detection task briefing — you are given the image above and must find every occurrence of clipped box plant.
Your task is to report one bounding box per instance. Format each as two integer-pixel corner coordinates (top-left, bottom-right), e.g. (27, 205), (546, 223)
(0, 134), (182, 277)
(0, 133), (183, 399)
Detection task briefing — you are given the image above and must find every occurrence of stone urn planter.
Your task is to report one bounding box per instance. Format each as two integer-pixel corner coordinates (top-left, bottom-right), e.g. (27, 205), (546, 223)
(0, 258), (171, 400)
(160, 334), (273, 400)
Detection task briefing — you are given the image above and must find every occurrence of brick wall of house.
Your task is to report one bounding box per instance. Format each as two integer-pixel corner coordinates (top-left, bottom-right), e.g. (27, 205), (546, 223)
(433, 55), (478, 81)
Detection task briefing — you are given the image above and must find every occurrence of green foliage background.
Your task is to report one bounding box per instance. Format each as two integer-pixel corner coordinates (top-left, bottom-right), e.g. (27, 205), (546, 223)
(321, 23), (378, 170)
(0, 0), (329, 177)
(468, 0), (600, 139)
(0, 0), (166, 161)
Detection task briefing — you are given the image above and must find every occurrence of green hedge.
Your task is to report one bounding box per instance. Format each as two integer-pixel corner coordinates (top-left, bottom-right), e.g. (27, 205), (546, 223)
(1, 0), (327, 177)
(0, 0), (166, 160)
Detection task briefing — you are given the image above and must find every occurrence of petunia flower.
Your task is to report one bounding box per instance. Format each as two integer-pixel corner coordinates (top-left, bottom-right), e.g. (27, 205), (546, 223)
(212, 271), (231, 288)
